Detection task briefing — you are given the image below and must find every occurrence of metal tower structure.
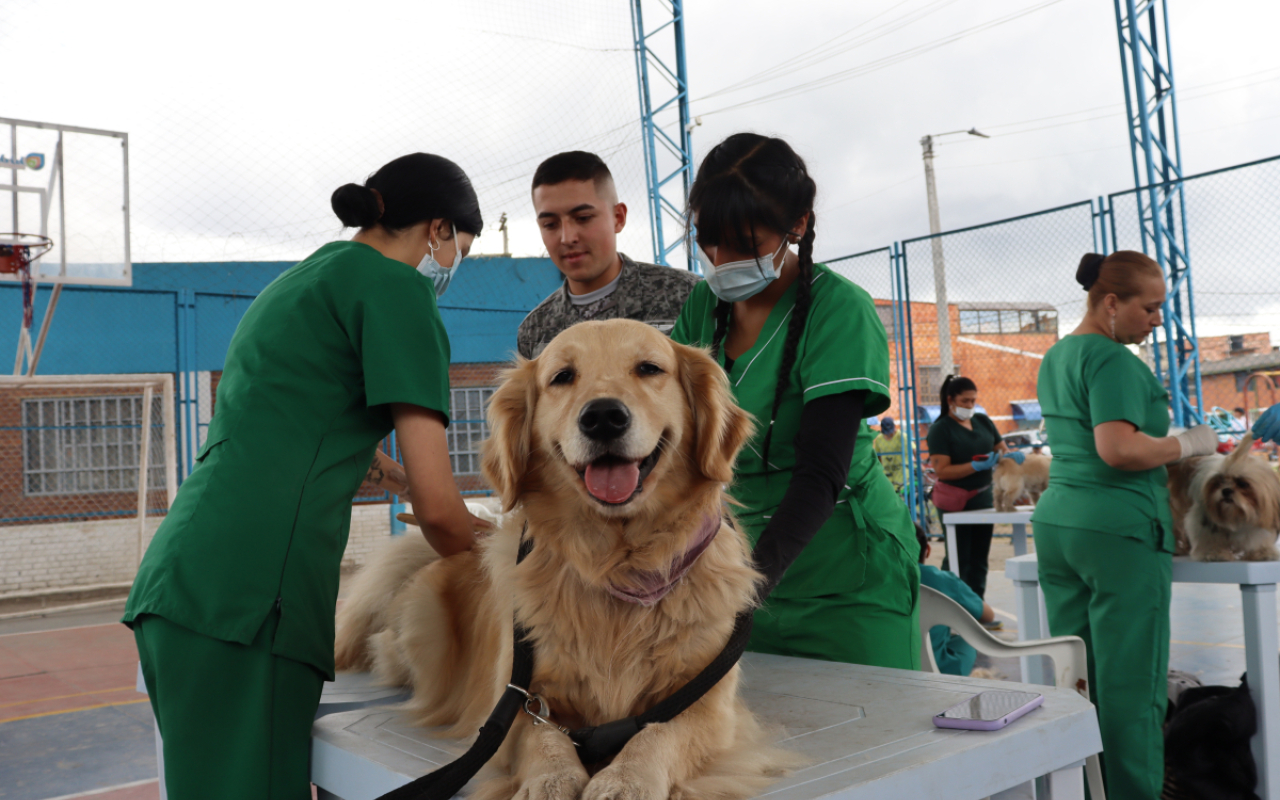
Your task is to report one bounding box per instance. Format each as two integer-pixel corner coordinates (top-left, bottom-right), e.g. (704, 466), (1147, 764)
(630, 0), (694, 269)
(1113, 0), (1201, 425)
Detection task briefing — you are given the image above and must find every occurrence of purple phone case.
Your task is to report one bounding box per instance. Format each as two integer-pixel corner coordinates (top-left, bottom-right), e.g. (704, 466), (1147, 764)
(932, 691), (1044, 731)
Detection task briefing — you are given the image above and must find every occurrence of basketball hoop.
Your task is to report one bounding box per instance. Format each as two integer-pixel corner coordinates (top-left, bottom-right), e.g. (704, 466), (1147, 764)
(2, 233), (53, 333)
(0, 232), (52, 275)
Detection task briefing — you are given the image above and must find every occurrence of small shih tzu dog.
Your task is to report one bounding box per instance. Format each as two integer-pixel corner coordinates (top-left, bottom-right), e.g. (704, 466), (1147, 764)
(1167, 433), (1280, 562)
(993, 453), (1051, 512)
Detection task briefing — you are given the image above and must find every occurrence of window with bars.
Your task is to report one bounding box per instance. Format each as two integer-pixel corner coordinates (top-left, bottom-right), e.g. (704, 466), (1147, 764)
(958, 309), (1058, 335)
(447, 387), (496, 475)
(875, 304), (895, 339)
(22, 395), (166, 496)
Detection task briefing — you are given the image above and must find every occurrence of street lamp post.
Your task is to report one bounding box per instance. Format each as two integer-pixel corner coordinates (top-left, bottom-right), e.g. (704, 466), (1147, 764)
(920, 127), (988, 379)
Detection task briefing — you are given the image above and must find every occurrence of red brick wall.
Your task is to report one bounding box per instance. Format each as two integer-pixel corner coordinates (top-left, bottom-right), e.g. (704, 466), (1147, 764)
(876, 300), (1053, 445)
(1198, 332), (1272, 362)
(1, 384), (170, 526)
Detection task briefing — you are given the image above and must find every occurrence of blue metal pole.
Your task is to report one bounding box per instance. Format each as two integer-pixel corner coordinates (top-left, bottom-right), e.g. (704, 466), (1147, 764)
(1113, 0), (1200, 425)
(630, 0), (695, 269)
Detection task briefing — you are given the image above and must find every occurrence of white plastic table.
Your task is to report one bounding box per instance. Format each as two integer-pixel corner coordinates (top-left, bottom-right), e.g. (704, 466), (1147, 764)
(941, 508), (1033, 577)
(1006, 553), (1280, 800)
(311, 653), (1102, 800)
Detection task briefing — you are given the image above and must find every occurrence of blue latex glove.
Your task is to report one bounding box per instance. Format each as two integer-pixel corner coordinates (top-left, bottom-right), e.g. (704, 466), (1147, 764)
(1253, 405), (1280, 444)
(1000, 450), (1026, 465)
(971, 452), (999, 472)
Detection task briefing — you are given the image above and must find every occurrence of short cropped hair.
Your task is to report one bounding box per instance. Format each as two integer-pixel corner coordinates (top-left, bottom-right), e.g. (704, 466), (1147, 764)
(532, 151), (614, 193)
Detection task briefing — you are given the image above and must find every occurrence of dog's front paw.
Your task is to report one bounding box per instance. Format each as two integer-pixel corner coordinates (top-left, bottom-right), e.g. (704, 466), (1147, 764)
(1190, 547), (1233, 562)
(582, 763), (665, 800)
(1243, 545), (1280, 562)
(515, 768), (589, 800)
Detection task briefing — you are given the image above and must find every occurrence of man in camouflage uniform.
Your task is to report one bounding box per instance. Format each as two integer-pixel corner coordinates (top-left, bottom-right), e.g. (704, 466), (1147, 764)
(518, 151), (700, 359)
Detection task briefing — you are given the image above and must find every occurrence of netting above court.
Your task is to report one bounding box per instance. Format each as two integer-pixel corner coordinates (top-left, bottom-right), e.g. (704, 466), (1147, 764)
(1, 0), (654, 265)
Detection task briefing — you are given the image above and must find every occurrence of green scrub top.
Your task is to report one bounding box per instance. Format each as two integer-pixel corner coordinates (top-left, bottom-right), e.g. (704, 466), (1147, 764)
(1031, 334), (1175, 551)
(672, 264), (917, 600)
(926, 414), (1002, 491)
(919, 564), (982, 676)
(123, 241), (452, 678)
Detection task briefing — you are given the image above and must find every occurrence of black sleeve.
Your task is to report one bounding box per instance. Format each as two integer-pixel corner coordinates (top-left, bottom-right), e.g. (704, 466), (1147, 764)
(750, 390), (865, 599)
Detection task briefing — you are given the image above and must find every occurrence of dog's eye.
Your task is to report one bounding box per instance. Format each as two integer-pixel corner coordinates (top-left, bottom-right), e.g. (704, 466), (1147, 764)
(550, 368), (575, 387)
(636, 362), (664, 377)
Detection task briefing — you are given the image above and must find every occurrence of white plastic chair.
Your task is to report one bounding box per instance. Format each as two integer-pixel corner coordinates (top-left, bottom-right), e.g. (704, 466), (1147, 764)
(919, 584), (1106, 800)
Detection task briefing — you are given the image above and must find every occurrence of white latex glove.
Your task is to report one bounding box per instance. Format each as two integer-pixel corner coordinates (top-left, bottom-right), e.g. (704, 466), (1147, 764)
(1175, 424), (1219, 460)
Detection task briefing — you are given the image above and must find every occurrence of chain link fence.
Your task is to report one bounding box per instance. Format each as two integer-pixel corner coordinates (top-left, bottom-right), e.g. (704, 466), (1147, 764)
(824, 153), (1280, 527)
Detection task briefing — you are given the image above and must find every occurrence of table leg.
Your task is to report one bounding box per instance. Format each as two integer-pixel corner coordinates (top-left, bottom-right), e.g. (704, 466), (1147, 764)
(945, 523), (959, 577)
(1045, 763), (1085, 800)
(1012, 523), (1027, 557)
(1013, 577), (1050, 686)
(1241, 583), (1279, 800)
(154, 725), (168, 800)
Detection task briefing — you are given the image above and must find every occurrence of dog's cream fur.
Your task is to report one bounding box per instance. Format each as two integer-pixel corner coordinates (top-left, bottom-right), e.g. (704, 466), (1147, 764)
(1167, 433), (1280, 562)
(992, 453), (1051, 512)
(335, 319), (800, 800)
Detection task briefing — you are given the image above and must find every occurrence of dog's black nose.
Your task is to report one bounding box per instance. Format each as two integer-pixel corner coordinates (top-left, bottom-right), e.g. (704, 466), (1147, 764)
(579, 398), (631, 441)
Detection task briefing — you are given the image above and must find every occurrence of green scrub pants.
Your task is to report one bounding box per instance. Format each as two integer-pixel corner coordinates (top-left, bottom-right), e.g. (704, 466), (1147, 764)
(749, 531), (921, 670)
(1035, 522), (1171, 800)
(133, 611), (326, 800)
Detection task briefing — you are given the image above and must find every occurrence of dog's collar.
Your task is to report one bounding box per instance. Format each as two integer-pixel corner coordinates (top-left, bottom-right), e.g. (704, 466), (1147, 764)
(606, 514), (721, 607)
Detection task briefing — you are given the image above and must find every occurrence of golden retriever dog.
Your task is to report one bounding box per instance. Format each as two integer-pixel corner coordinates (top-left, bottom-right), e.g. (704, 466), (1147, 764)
(992, 453), (1051, 512)
(1167, 433), (1280, 561)
(335, 319), (799, 800)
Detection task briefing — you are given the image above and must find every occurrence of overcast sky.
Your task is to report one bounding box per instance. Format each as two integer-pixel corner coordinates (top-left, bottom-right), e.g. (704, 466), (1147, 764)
(4, 0), (1278, 334)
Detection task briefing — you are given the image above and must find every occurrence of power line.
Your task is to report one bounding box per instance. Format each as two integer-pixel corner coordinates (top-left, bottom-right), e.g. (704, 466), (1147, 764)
(698, 0), (960, 101)
(692, 0), (1068, 117)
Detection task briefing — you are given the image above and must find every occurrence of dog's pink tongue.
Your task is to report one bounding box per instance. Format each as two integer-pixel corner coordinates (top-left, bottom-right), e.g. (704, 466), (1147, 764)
(584, 460), (641, 503)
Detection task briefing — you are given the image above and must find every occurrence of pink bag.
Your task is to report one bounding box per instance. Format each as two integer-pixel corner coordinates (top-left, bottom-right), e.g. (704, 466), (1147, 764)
(931, 480), (984, 513)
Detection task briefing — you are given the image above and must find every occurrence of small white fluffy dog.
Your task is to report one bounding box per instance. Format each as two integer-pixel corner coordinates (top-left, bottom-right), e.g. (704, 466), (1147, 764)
(993, 453), (1051, 512)
(1170, 433), (1280, 562)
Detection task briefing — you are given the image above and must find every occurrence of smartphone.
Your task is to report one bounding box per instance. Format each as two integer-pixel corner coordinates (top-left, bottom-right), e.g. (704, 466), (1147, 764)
(933, 690), (1044, 731)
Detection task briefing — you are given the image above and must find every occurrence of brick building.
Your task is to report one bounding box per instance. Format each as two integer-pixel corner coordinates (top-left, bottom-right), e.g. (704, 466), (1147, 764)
(1193, 332), (1280, 420)
(873, 298), (1058, 443)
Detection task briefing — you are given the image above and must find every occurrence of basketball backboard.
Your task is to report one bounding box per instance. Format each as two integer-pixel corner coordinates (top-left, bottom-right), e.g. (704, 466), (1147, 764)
(0, 117), (130, 286)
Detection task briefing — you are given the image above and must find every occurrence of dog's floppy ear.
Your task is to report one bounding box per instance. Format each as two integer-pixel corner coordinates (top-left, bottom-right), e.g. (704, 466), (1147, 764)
(482, 357), (537, 511)
(677, 341), (754, 483)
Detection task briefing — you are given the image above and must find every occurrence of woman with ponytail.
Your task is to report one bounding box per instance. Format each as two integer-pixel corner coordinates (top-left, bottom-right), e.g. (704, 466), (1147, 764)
(124, 153), (492, 798)
(1033, 251), (1218, 798)
(925, 374), (1011, 600)
(672, 133), (919, 668)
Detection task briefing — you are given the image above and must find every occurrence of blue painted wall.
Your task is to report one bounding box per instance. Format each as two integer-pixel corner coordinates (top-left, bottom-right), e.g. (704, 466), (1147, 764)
(0, 256), (564, 374)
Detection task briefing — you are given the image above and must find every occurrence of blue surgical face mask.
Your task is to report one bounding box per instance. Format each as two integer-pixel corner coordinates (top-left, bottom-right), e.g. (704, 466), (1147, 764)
(417, 223), (463, 297)
(695, 238), (788, 303)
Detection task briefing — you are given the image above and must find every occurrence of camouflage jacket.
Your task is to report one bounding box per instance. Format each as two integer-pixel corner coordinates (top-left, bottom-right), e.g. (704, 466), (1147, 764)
(516, 253), (701, 359)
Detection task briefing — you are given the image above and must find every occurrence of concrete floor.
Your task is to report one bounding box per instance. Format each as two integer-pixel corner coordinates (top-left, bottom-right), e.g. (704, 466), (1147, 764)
(0, 532), (1265, 799)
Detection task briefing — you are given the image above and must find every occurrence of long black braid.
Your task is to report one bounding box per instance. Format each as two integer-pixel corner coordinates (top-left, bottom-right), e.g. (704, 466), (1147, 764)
(759, 215), (816, 468)
(687, 133), (818, 468)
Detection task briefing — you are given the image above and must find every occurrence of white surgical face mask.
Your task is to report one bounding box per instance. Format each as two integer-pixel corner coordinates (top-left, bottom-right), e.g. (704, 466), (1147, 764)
(695, 238), (788, 303)
(417, 223), (464, 297)
(953, 406), (975, 421)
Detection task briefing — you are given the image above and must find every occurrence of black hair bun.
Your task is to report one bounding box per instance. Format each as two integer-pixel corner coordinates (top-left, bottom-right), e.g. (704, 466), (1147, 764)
(1076, 252), (1105, 290)
(331, 183), (382, 228)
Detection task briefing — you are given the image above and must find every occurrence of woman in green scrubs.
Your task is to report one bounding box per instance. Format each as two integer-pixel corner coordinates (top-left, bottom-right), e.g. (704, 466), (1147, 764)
(1034, 251), (1218, 799)
(123, 153), (491, 799)
(672, 133), (919, 669)
(926, 375), (1013, 599)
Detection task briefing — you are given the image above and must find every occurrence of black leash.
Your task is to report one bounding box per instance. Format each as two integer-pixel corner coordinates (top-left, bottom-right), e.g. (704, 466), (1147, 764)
(374, 532), (756, 800)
